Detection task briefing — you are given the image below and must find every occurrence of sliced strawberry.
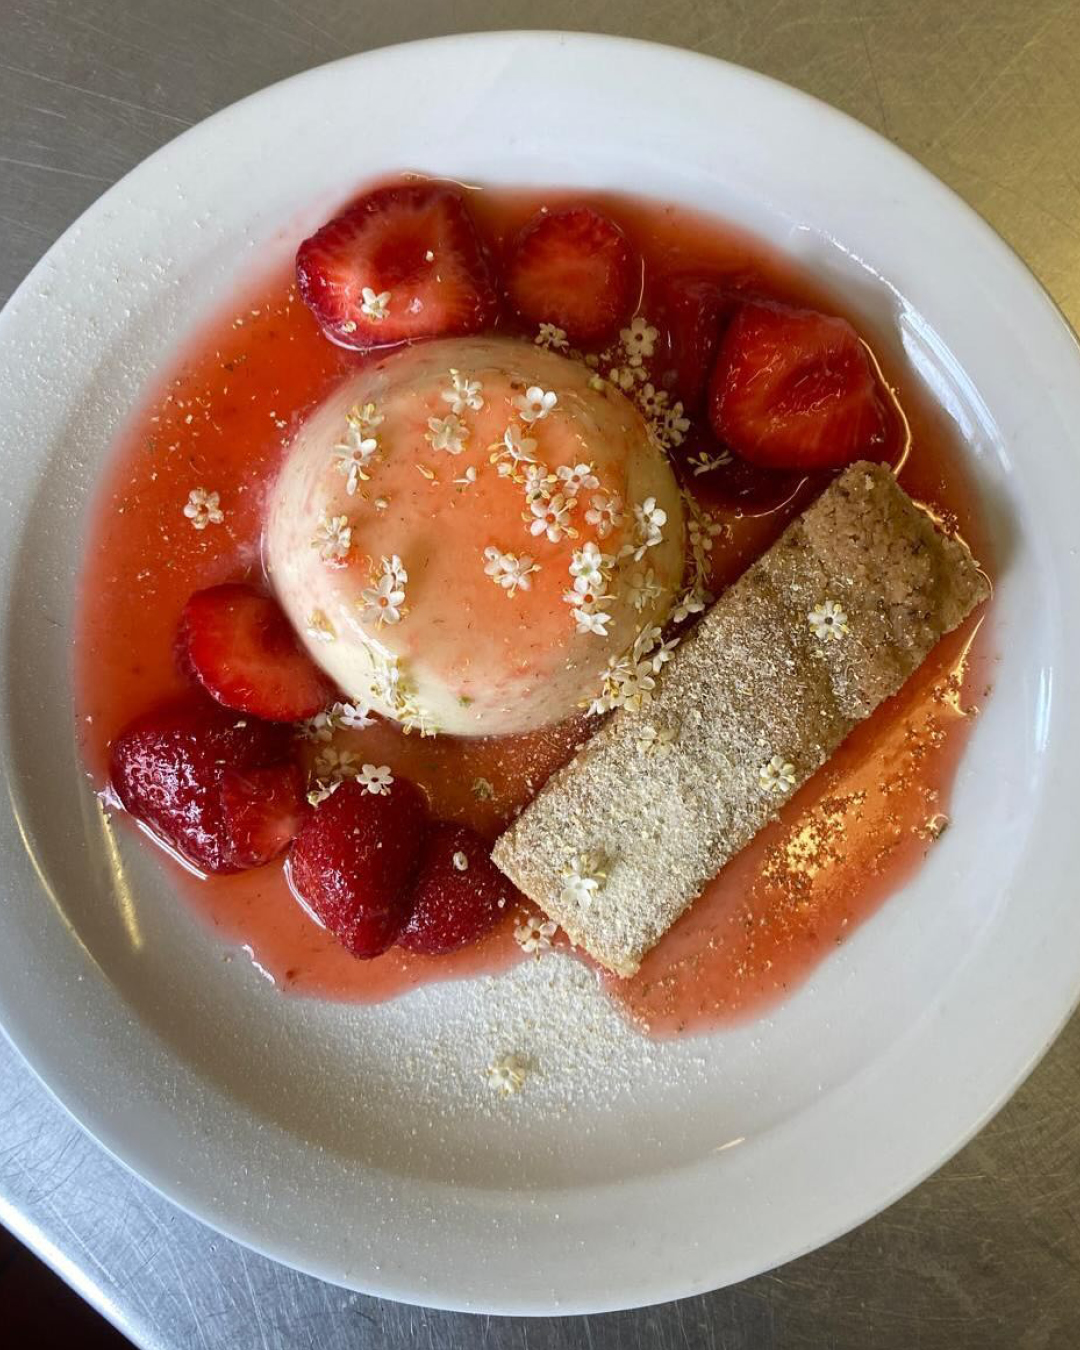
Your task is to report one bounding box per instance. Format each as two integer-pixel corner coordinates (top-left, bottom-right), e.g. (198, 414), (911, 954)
(219, 762), (308, 868)
(109, 695), (296, 874)
(653, 276), (729, 413)
(398, 823), (514, 955)
(504, 206), (637, 346)
(296, 183), (497, 350)
(708, 301), (887, 471)
(288, 777), (429, 959)
(177, 583), (336, 723)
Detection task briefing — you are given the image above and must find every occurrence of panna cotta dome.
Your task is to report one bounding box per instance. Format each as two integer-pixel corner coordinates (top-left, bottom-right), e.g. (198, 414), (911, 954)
(266, 335), (685, 736)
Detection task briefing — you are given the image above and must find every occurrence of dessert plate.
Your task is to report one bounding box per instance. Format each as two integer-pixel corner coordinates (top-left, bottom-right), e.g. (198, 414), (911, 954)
(1, 32), (1079, 1315)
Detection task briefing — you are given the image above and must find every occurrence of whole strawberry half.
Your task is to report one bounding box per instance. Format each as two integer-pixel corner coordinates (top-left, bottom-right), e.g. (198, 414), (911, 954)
(296, 182), (497, 350)
(504, 206), (637, 346)
(288, 776), (429, 959)
(109, 695), (302, 874)
(708, 301), (887, 471)
(177, 583), (336, 723)
(398, 823), (514, 955)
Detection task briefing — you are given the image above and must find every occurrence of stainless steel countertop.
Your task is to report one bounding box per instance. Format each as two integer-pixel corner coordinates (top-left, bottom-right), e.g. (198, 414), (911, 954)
(3, 3), (1080, 1346)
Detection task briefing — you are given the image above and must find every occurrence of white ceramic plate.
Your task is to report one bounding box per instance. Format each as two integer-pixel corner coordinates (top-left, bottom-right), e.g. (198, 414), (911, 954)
(1, 32), (1079, 1316)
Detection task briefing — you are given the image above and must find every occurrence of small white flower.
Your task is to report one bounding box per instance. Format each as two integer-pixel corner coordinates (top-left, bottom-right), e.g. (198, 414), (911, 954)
(607, 365), (637, 392)
(639, 386), (670, 423)
(514, 385), (558, 423)
(759, 755), (797, 793)
(535, 323), (569, 351)
(662, 401), (691, 446)
(637, 724), (676, 757)
(452, 851), (469, 872)
(560, 852), (607, 910)
(671, 585), (710, 624)
(360, 287), (390, 321)
(500, 423), (538, 465)
(650, 635), (680, 672)
(556, 462), (600, 497)
(585, 491), (624, 539)
(486, 1053), (529, 1097)
(623, 497), (666, 560)
(571, 605), (612, 637)
(688, 448), (733, 476)
(514, 914), (558, 956)
(484, 546), (540, 596)
(313, 746), (360, 782)
(521, 462), (556, 504)
(335, 700), (375, 730)
(361, 556), (407, 626)
(305, 610), (336, 643)
(620, 316), (659, 361)
(628, 568), (662, 612)
(426, 413), (468, 455)
(183, 487), (224, 530)
(441, 369), (484, 415)
(358, 763), (393, 795)
(568, 541), (612, 591)
(808, 599), (850, 641)
(688, 514), (724, 557)
(454, 465), (478, 488)
(307, 779), (342, 807)
(529, 493), (574, 543)
(312, 512), (352, 563)
(301, 710), (337, 743)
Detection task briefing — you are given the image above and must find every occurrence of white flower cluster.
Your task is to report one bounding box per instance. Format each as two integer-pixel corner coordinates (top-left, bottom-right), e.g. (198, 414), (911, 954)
(484, 546), (540, 597)
(360, 554), (408, 626)
(559, 851), (608, 911)
(586, 622), (679, 715)
(563, 541), (615, 637)
(332, 401), (384, 495)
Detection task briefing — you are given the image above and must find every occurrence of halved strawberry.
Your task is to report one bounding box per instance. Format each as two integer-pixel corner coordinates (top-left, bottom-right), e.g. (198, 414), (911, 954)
(398, 823), (514, 955)
(504, 206), (637, 346)
(288, 776), (429, 959)
(296, 182), (497, 350)
(653, 276), (729, 413)
(708, 301), (886, 470)
(220, 762), (308, 868)
(177, 583), (336, 723)
(109, 694), (296, 874)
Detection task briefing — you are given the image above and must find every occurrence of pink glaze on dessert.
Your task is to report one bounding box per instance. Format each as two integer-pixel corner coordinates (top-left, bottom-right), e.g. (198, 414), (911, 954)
(266, 335), (684, 736)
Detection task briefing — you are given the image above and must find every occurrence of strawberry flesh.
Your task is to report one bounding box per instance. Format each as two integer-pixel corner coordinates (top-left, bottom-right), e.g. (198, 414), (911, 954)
(504, 206), (637, 346)
(708, 301), (886, 470)
(219, 762), (308, 868)
(109, 695), (296, 874)
(288, 777), (429, 959)
(398, 823), (514, 955)
(177, 583), (336, 723)
(296, 182), (497, 350)
(653, 276), (729, 413)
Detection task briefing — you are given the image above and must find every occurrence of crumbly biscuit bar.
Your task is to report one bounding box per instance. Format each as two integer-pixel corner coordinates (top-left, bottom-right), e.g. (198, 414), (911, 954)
(492, 462), (990, 976)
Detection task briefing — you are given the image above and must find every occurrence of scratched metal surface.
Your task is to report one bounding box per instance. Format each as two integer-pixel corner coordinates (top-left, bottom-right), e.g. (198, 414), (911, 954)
(2, 2), (1080, 1347)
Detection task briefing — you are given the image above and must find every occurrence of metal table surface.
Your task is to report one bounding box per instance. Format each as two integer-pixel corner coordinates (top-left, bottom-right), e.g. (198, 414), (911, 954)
(2, 2), (1080, 1347)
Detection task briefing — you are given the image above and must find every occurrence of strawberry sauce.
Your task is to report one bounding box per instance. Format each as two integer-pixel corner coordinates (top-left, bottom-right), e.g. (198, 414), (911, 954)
(76, 182), (991, 1034)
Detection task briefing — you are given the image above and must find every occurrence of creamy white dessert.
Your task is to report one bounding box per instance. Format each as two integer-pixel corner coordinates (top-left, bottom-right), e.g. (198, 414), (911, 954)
(265, 335), (685, 736)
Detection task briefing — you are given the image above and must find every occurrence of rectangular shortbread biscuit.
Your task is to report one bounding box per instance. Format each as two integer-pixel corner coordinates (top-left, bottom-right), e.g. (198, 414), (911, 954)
(492, 462), (990, 976)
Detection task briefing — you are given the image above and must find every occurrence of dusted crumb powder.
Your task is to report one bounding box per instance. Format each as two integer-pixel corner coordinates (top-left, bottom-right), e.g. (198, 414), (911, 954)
(492, 462), (990, 976)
